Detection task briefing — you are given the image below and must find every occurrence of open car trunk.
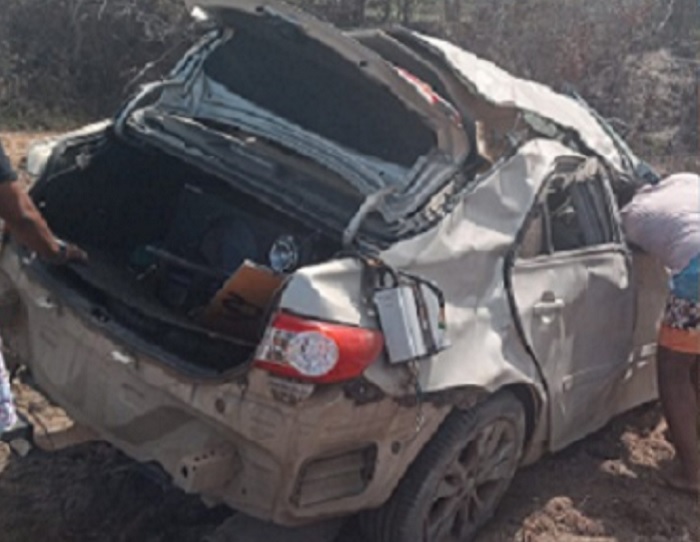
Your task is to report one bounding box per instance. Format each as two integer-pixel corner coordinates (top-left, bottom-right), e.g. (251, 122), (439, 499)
(30, 133), (341, 376)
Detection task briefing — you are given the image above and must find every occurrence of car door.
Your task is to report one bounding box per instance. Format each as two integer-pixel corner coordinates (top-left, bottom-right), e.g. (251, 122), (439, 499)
(509, 156), (636, 450)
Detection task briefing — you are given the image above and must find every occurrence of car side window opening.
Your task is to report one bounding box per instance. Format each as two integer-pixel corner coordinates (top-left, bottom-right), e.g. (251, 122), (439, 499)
(518, 159), (618, 259)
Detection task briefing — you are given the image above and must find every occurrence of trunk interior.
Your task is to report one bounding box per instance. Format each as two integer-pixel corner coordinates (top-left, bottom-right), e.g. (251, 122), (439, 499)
(31, 134), (340, 376)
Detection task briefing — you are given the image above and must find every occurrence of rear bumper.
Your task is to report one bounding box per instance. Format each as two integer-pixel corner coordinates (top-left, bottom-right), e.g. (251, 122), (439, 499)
(0, 248), (449, 525)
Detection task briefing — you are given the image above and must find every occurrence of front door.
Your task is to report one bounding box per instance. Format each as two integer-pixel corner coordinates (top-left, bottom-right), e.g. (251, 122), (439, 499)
(509, 157), (636, 450)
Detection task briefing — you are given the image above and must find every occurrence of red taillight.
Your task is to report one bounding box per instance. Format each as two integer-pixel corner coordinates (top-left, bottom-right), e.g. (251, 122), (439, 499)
(254, 312), (384, 384)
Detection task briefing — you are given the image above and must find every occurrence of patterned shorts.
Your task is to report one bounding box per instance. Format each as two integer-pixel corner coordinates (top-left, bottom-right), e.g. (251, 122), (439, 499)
(659, 256), (700, 355)
(659, 297), (700, 354)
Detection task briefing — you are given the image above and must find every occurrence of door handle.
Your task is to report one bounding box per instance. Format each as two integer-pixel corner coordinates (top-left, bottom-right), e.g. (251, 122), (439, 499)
(533, 295), (564, 316)
(34, 296), (57, 311)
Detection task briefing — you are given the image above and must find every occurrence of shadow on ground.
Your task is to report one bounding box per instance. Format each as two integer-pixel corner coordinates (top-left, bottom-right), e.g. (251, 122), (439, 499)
(0, 403), (696, 542)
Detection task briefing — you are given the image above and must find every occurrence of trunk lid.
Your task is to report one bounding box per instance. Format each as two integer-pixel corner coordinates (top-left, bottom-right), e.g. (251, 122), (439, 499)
(119, 0), (470, 235)
(183, 0), (467, 153)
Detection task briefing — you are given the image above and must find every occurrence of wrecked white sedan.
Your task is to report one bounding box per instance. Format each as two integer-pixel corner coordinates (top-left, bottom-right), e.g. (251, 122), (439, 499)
(0, 0), (668, 540)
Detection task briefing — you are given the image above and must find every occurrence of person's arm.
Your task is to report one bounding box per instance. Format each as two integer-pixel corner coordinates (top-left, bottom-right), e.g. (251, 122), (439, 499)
(0, 139), (85, 264)
(0, 182), (86, 263)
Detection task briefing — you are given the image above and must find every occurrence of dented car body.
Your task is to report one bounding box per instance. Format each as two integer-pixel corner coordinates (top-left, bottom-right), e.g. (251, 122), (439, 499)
(0, 1), (668, 540)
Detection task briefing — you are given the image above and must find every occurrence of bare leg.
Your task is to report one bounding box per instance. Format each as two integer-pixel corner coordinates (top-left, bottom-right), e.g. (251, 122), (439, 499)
(693, 358), (699, 440)
(657, 346), (699, 493)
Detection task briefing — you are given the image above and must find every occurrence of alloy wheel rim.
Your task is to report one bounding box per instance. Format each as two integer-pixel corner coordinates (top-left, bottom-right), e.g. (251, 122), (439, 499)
(425, 418), (518, 541)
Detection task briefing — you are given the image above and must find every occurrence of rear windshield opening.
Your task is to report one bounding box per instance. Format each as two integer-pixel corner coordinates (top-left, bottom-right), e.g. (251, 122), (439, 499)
(202, 31), (436, 167)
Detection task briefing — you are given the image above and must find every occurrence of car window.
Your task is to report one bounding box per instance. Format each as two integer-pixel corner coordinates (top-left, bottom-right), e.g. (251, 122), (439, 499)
(519, 159), (618, 258)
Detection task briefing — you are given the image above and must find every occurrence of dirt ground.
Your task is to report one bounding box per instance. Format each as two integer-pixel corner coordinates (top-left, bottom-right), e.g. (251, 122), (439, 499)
(0, 132), (697, 542)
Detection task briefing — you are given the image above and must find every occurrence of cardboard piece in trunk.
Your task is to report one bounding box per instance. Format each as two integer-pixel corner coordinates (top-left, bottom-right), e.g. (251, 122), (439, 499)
(198, 260), (284, 338)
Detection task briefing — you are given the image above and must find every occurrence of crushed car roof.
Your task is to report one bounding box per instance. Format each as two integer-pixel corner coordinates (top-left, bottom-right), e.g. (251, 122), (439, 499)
(187, 0), (633, 173)
(404, 32), (627, 170)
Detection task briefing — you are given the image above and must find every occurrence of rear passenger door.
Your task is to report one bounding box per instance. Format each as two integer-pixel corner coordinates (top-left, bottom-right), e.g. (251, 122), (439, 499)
(509, 157), (635, 450)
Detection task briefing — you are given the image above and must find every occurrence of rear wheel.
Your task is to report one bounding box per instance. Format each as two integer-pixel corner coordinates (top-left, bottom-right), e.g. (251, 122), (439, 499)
(362, 390), (526, 542)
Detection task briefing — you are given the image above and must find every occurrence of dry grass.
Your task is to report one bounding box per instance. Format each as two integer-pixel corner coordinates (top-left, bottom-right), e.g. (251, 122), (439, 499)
(1, 132), (51, 159)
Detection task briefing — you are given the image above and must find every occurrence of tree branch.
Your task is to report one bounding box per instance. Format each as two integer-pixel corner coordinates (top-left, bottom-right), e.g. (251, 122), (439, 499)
(655, 0), (676, 34)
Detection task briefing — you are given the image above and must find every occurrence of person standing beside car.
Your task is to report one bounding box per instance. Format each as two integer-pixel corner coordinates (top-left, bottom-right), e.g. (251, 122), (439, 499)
(621, 172), (699, 495)
(0, 138), (87, 433)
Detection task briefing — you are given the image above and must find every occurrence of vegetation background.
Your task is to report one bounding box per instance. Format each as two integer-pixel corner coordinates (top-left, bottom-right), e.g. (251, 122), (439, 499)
(0, 0), (698, 163)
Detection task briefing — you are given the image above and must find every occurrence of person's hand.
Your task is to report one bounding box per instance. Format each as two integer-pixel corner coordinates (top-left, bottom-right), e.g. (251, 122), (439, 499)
(45, 240), (88, 265)
(63, 242), (88, 264)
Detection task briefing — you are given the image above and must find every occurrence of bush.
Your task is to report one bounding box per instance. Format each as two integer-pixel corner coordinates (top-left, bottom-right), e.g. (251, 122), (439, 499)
(0, 0), (697, 156)
(0, 0), (193, 128)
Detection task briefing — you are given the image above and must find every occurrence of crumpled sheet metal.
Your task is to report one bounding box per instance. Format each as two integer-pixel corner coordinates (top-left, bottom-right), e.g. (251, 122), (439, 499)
(409, 32), (624, 172)
(280, 139), (573, 396)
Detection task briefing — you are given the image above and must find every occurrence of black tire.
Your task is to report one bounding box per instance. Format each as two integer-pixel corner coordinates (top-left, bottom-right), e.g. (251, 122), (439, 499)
(361, 390), (526, 542)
